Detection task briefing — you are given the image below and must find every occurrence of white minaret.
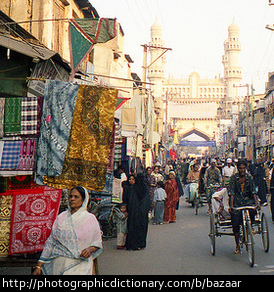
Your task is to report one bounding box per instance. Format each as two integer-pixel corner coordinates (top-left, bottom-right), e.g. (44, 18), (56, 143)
(222, 18), (242, 116)
(148, 19), (166, 134)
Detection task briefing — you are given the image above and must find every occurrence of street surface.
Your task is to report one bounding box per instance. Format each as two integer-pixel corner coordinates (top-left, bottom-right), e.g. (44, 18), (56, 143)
(99, 199), (274, 275)
(1, 198), (274, 275)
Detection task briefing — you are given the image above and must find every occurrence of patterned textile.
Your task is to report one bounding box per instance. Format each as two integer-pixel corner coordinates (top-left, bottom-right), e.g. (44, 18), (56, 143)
(0, 98), (5, 138)
(0, 195), (13, 257)
(4, 97), (22, 135)
(0, 140), (21, 170)
(7, 176), (43, 190)
(43, 86), (118, 190)
(9, 187), (62, 255)
(36, 96), (44, 135)
(21, 97), (38, 135)
(17, 139), (36, 170)
(35, 80), (79, 184)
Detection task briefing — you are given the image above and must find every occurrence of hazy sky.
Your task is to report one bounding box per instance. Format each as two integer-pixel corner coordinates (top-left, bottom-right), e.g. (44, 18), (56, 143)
(91, 0), (274, 95)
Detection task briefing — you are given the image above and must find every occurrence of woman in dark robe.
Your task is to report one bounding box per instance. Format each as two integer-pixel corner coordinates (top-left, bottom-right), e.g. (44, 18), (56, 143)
(122, 173), (150, 250)
(164, 171), (179, 223)
(252, 163), (268, 205)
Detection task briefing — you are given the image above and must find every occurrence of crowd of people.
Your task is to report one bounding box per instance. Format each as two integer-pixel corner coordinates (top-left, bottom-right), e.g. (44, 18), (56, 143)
(32, 156), (274, 274)
(115, 156), (274, 254)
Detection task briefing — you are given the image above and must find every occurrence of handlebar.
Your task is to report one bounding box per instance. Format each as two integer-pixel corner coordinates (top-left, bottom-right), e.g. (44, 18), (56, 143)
(232, 206), (257, 211)
(206, 184), (221, 189)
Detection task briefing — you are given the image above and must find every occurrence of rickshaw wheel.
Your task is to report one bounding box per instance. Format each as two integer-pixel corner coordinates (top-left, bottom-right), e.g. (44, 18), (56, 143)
(209, 213), (216, 255)
(260, 212), (269, 253)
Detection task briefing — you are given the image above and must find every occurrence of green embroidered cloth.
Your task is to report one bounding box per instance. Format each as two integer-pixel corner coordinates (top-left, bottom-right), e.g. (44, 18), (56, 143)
(4, 97), (22, 135)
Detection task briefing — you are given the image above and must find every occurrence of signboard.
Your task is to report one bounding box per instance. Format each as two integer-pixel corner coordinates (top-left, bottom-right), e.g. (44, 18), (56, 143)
(180, 141), (216, 147)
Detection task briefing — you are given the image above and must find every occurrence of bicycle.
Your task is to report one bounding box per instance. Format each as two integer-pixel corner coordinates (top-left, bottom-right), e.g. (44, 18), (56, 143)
(209, 205), (269, 267)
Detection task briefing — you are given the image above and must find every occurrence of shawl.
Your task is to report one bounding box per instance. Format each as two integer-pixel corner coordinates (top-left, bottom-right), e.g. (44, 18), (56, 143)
(43, 85), (118, 190)
(40, 187), (102, 275)
(35, 80), (79, 184)
(164, 179), (179, 208)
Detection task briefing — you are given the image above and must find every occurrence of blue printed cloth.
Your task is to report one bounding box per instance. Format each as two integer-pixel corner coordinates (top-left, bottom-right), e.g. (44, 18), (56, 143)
(35, 80), (79, 184)
(0, 140), (21, 169)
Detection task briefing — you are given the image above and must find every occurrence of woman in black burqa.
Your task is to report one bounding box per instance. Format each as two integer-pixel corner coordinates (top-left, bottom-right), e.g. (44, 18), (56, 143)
(122, 173), (150, 250)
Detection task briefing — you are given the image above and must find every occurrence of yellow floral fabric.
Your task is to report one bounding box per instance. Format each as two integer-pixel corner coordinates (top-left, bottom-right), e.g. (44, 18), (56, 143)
(0, 195), (13, 257)
(43, 85), (118, 190)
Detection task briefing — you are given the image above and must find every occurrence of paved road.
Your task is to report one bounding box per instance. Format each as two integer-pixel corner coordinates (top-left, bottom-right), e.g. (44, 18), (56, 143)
(1, 198), (274, 275)
(99, 199), (274, 275)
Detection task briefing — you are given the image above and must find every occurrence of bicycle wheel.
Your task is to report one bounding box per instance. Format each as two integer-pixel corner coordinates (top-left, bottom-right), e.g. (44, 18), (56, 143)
(194, 195), (199, 215)
(245, 221), (254, 267)
(261, 212), (269, 252)
(209, 213), (216, 255)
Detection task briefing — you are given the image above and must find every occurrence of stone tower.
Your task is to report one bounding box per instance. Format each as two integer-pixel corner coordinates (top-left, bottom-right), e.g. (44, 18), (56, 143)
(147, 19), (166, 135)
(222, 18), (242, 116)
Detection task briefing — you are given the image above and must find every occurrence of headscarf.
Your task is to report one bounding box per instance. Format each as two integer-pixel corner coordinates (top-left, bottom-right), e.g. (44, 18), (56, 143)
(39, 186), (102, 275)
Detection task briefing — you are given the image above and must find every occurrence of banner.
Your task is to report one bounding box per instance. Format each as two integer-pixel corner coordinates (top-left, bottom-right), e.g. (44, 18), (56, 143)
(69, 18), (116, 78)
(180, 141), (216, 147)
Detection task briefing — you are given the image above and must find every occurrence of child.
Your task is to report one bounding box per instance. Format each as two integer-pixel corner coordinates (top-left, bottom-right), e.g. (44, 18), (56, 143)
(116, 203), (128, 249)
(153, 181), (167, 225)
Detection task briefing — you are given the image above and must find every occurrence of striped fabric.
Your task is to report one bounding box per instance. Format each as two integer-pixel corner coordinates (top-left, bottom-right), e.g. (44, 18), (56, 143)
(0, 140), (21, 170)
(21, 97), (38, 135)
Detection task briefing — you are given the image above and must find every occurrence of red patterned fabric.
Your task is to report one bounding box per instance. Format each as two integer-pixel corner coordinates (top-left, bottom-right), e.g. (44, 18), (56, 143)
(8, 187), (62, 255)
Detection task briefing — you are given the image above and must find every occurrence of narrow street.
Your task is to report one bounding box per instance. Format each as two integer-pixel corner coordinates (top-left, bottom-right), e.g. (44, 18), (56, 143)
(1, 198), (274, 276)
(99, 199), (274, 275)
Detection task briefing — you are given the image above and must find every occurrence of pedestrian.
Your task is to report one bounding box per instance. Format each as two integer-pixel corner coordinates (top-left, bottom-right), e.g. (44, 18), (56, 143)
(153, 181), (167, 225)
(145, 166), (157, 212)
(269, 165), (274, 223)
(164, 171), (179, 223)
(222, 158), (236, 186)
(164, 161), (173, 180)
(122, 174), (150, 250)
(151, 165), (164, 184)
(32, 186), (102, 275)
(253, 163), (268, 206)
(204, 158), (222, 214)
(116, 203), (128, 250)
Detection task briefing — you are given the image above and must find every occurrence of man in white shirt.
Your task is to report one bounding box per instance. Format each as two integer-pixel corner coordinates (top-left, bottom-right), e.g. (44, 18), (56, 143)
(222, 158), (236, 185)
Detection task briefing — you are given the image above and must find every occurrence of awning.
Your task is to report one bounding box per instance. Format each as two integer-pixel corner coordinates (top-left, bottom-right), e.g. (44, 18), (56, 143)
(0, 34), (55, 60)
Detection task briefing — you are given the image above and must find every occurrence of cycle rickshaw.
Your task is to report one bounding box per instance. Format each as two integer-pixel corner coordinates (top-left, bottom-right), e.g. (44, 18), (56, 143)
(209, 206), (269, 267)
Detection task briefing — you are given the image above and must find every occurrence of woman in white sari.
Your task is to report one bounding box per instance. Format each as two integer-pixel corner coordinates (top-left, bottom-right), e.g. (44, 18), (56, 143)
(33, 186), (102, 275)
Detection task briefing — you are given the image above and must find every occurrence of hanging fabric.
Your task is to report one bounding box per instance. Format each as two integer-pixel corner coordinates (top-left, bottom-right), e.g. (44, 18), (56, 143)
(20, 96), (38, 135)
(0, 98), (5, 138)
(8, 186), (62, 255)
(35, 80), (79, 184)
(4, 97), (22, 135)
(43, 85), (118, 191)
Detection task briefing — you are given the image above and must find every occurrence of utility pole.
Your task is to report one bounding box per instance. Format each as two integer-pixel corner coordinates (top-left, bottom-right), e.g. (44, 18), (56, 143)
(141, 44), (172, 142)
(141, 44), (172, 96)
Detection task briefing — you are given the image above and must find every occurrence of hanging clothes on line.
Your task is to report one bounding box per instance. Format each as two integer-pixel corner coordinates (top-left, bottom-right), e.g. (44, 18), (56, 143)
(35, 80), (79, 184)
(42, 84), (118, 191)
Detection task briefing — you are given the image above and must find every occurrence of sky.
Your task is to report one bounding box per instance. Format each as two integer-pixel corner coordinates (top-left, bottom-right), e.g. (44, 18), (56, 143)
(91, 0), (274, 95)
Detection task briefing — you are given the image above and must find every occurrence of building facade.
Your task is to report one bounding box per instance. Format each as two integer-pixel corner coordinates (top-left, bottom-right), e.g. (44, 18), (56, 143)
(0, 0), (135, 98)
(148, 19), (242, 144)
